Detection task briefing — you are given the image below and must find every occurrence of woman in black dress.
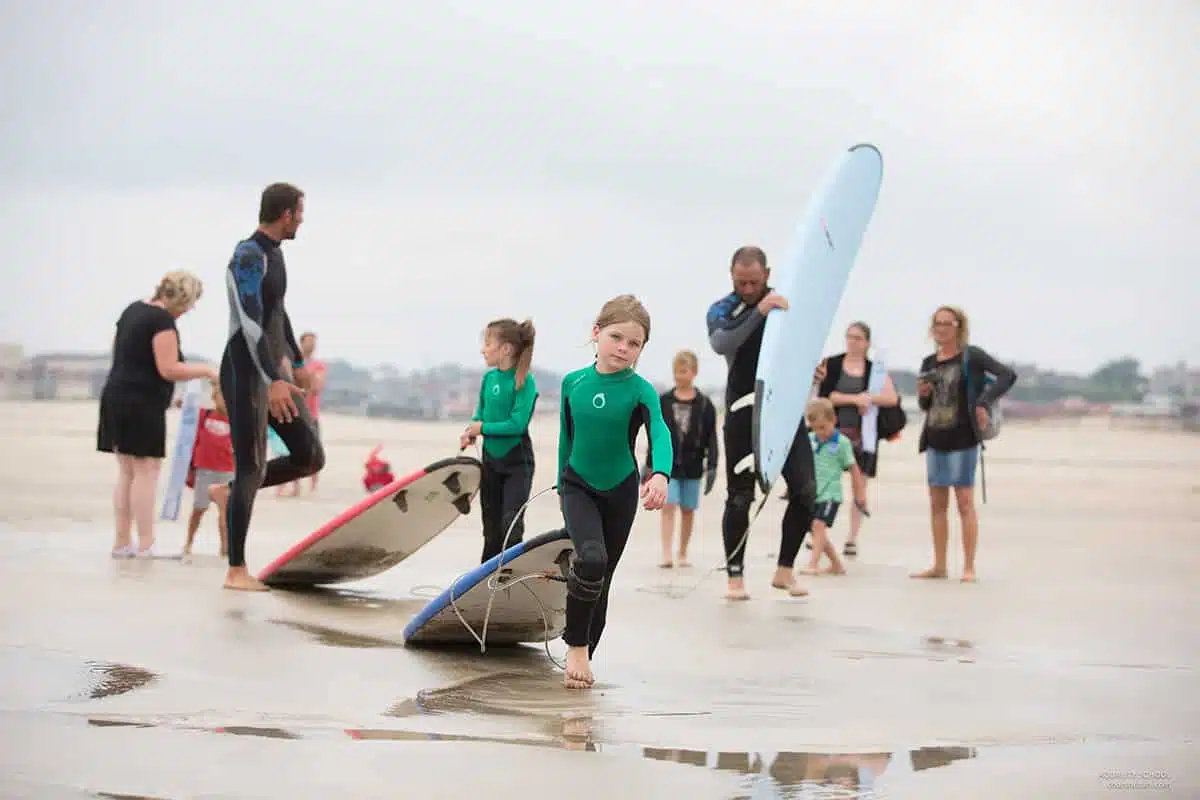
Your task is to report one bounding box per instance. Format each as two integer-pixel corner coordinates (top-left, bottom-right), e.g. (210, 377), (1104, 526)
(98, 270), (217, 558)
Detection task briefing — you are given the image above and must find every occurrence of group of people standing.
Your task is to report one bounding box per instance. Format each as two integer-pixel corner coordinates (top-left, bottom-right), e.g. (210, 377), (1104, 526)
(98, 183), (326, 592)
(95, 181), (1016, 690)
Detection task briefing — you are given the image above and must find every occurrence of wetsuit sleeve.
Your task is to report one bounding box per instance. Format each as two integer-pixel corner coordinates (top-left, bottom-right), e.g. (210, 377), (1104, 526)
(281, 308), (303, 366)
(707, 293), (766, 356)
(639, 379), (674, 478)
(227, 244), (284, 385)
(471, 378), (485, 422)
(968, 346), (1018, 407)
(917, 355), (934, 412)
(703, 396), (720, 473)
(557, 375), (573, 490)
(481, 377), (538, 437)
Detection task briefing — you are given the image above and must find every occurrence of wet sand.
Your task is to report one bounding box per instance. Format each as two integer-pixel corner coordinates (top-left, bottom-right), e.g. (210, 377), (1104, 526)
(1, 401), (1197, 798)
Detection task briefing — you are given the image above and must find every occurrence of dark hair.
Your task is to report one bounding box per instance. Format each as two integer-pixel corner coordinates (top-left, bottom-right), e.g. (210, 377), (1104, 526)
(259, 182), (304, 224)
(486, 318), (537, 390)
(730, 245), (767, 270)
(848, 321), (871, 342)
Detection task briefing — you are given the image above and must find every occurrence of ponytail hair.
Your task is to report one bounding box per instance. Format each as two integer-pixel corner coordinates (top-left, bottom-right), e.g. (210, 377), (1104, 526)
(486, 318), (537, 390)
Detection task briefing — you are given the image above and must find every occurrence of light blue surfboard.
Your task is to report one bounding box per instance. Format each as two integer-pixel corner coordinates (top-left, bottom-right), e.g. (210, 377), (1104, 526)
(403, 528), (573, 647)
(159, 379), (204, 521)
(751, 143), (884, 492)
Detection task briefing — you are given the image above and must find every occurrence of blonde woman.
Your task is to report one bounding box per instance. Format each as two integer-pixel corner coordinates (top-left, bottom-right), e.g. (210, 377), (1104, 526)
(913, 305), (1016, 582)
(98, 270), (219, 558)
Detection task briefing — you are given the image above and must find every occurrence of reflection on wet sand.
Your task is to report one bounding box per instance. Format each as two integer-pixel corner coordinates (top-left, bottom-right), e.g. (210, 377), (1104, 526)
(79, 661), (159, 701)
(268, 618), (404, 649)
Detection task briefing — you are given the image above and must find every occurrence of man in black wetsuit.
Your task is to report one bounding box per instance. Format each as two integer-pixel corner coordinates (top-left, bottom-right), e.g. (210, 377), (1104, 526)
(219, 182), (325, 591)
(706, 245), (817, 600)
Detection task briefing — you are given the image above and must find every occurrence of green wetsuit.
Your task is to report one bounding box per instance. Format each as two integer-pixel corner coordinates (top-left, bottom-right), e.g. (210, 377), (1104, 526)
(473, 368), (538, 562)
(557, 363), (673, 656)
(558, 364), (673, 491)
(473, 368), (538, 459)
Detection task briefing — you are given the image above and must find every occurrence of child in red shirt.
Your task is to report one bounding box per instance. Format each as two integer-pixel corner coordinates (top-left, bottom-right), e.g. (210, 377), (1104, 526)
(363, 445), (395, 493)
(185, 385), (235, 556)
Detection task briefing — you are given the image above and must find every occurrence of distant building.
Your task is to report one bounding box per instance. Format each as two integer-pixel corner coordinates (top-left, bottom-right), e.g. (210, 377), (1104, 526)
(23, 352), (111, 401)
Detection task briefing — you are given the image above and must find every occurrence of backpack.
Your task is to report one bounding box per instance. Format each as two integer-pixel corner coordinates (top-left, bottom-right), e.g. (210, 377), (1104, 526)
(877, 400), (907, 441)
(963, 346), (1001, 441)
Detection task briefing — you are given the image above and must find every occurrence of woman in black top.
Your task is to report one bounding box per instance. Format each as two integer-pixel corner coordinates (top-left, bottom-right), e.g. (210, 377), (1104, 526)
(816, 322), (899, 556)
(912, 305), (1016, 583)
(98, 271), (217, 559)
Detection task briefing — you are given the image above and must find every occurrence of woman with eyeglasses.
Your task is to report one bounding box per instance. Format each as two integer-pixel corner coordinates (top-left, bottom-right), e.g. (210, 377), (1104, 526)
(913, 305), (1016, 582)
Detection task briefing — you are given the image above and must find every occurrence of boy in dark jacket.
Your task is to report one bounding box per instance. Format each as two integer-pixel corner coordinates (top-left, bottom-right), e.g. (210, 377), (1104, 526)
(648, 350), (719, 568)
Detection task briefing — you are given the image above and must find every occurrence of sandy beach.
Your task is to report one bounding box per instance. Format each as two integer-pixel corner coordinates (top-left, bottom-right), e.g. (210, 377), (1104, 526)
(0, 401), (1197, 798)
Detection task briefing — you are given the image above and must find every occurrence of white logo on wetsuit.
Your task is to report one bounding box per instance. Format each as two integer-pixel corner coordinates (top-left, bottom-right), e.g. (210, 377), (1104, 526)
(592, 393), (606, 409)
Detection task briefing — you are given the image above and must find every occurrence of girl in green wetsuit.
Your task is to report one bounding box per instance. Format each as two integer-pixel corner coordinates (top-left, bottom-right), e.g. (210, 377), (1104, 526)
(461, 318), (538, 563)
(557, 295), (674, 690)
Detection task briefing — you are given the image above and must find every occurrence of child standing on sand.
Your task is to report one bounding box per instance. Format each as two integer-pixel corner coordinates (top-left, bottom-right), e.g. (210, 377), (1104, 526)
(648, 349), (719, 568)
(800, 398), (867, 577)
(460, 318), (539, 563)
(558, 295), (673, 690)
(185, 385), (234, 556)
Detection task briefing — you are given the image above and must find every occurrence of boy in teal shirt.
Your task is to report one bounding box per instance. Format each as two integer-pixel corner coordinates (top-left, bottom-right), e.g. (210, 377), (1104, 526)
(800, 398), (867, 577)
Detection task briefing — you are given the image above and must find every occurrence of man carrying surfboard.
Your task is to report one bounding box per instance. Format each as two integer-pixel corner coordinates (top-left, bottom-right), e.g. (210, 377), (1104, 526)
(706, 246), (818, 601)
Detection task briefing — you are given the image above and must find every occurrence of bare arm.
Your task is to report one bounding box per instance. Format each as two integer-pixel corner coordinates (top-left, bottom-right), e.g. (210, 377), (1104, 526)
(152, 330), (212, 382)
(871, 375), (899, 407)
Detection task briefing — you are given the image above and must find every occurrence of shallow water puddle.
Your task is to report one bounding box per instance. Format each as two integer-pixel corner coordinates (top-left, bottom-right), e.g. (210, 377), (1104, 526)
(0, 647), (159, 707)
(83, 716), (977, 799)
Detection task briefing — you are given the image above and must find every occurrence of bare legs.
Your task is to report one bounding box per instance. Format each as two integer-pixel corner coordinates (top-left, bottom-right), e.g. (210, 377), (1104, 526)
(911, 485), (976, 581)
(112, 454), (161, 556)
(112, 455), (135, 555)
(658, 506), (695, 567)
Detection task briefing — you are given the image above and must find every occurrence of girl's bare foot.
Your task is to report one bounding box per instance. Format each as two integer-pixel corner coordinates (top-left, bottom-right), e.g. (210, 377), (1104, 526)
(676, 553), (691, 568)
(564, 646), (594, 689)
(960, 568), (977, 583)
(111, 543), (135, 559)
(658, 559), (673, 568)
(910, 567), (948, 579)
(224, 567), (269, 592)
(821, 564), (846, 576)
(725, 578), (749, 600)
(770, 566), (793, 589)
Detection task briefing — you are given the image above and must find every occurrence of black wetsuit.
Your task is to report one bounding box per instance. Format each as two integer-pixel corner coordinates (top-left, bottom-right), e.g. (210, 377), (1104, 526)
(220, 230), (325, 568)
(706, 290), (816, 578)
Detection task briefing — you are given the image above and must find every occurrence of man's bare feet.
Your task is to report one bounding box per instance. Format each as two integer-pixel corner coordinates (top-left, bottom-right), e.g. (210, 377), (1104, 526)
(910, 567), (948, 579)
(788, 583), (809, 597)
(181, 544), (193, 556)
(960, 568), (977, 583)
(725, 578), (750, 601)
(564, 646), (594, 689)
(224, 566), (269, 592)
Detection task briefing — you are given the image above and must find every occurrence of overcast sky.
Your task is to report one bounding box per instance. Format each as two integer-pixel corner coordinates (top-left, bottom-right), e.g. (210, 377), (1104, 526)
(1, 0), (1196, 382)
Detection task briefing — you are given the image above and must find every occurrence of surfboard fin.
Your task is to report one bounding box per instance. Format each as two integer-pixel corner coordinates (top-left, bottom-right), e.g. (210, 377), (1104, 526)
(391, 490), (409, 513)
(452, 494), (472, 515)
(443, 471), (463, 494)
